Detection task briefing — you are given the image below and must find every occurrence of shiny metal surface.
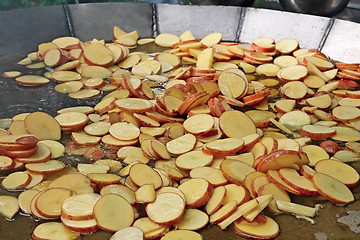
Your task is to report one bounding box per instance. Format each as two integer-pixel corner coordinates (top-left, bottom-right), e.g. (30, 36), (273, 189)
(189, 0), (255, 6)
(279, 0), (350, 16)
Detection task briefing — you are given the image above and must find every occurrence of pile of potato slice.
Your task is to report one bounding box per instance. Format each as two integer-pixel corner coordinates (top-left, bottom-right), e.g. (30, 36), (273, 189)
(0, 25), (360, 240)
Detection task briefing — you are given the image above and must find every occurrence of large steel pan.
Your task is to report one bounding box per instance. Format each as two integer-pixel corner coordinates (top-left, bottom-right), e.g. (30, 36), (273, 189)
(0, 3), (359, 240)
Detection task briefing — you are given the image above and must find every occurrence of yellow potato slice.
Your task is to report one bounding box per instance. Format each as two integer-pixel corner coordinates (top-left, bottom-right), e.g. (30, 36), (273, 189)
(32, 222), (80, 240)
(94, 194), (134, 232)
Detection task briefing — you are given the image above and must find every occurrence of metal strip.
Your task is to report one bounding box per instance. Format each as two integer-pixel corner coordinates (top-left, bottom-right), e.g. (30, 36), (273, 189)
(318, 17), (335, 51)
(63, 4), (75, 37)
(152, 3), (159, 38)
(235, 7), (247, 42)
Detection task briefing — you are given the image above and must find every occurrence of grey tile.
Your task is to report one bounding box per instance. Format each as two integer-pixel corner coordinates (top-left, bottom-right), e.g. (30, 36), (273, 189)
(322, 19), (360, 62)
(240, 8), (330, 49)
(156, 4), (242, 41)
(68, 2), (153, 42)
(0, 6), (69, 56)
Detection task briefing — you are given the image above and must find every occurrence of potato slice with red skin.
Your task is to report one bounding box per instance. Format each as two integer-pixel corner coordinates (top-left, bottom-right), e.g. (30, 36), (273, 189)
(300, 125), (336, 140)
(61, 217), (99, 233)
(244, 171), (267, 198)
(110, 227), (144, 240)
(245, 110), (276, 128)
(332, 105), (360, 121)
(15, 75), (50, 86)
(258, 183), (290, 214)
(259, 136), (278, 154)
(219, 110), (257, 139)
(94, 194), (134, 232)
(2, 145), (37, 159)
(87, 173), (122, 188)
(8, 120), (28, 135)
(279, 110), (311, 131)
(43, 48), (63, 67)
(300, 165), (317, 180)
(166, 133), (196, 156)
(176, 150), (213, 171)
(178, 178), (213, 208)
(252, 37), (275, 52)
(331, 126), (360, 142)
(109, 122), (140, 141)
(15, 142), (51, 164)
(218, 71), (248, 99)
(183, 114), (214, 136)
(39, 140), (65, 159)
(234, 214), (279, 240)
(223, 184), (250, 206)
(30, 191), (55, 220)
(205, 186), (226, 215)
(100, 184), (136, 205)
(71, 132), (101, 146)
(279, 65), (308, 82)
(35, 187), (74, 218)
(18, 189), (40, 214)
(302, 145), (329, 167)
(250, 176), (271, 197)
(275, 99), (296, 113)
(155, 33), (180, 48)
(203, 138), (244, 157)
(220, 159), (256, 185)
(133, 217), (169, 239)
(240, 134), (260, 152)
(275, 38), (299, 54)
(175, 208), (208, 231)
(135, 184), (156, 204)
(83, 43), (113, 67)
(129, 163), (163, 189)
(61, 193), (101, 221)
(115, 98), (153, 113)
(314, 159), (359, 187)
(55, 111), (89, 130)
(210, 201), (237, 224)
(117, 146), (150, 165)
(278, 168), (318, 196)
(48, 173), (93, 194)
(267, 169), (301, 195)
(146, 192), (185, 226)
(161, 229), (202, 240)
(305, 56), (334, 71)
(32, 222), (80, 240)
(256, 150), (304, 173)
(25, 160), (65, 174)
(281, 81), (308, 100)
(3, 71), (22, 78)
(306, 94), (332, 109)
(151, 140), (171, 160)
(312, 173), (354, 204)
(24, 112), (61, 141)
(0, 195), (19, 219)
(2, 171), (31, 190)
(190, 166), (227, 187)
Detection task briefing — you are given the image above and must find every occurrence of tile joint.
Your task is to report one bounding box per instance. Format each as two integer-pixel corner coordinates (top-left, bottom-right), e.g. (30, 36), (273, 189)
(63, 4), (75, 37)
(152, 3), (159, 38)
(318, 17), (335, 51)
(235, 7), (247, 42)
